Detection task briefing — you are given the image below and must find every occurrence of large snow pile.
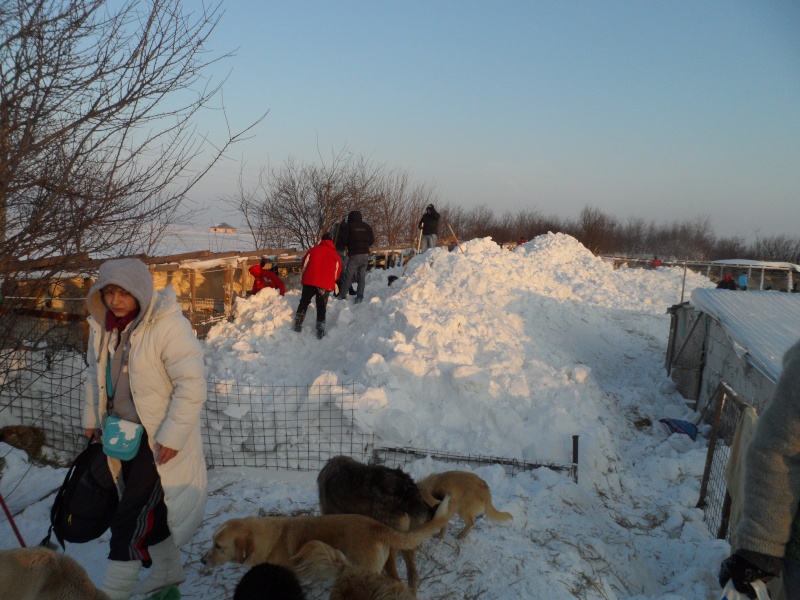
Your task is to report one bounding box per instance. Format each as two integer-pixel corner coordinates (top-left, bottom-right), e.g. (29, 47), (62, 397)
(1, 233), (732, 599)
(205, 233), (713, 483)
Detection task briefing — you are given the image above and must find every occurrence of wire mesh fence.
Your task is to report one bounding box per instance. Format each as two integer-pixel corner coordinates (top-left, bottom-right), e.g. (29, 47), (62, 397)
(1, 311), (578, 483)
(203, 381), (376, 470)
(0, 310), (87, 456)
(696, 382), (752, 540)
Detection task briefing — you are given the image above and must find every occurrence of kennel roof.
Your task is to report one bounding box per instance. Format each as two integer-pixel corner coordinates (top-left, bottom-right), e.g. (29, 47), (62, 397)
(690, 288), (800, 382)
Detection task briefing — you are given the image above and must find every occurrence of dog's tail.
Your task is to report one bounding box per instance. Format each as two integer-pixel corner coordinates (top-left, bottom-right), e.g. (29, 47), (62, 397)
(485, 500), (513, 524)
(291, 540), (350, 580)
(387, 495), (451, 550)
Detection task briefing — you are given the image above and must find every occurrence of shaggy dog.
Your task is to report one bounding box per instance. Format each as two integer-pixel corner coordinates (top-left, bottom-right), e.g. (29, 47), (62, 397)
(317, 455), (435, 588)
(201, 496), (449, 584)
(0, 547), (110, 600)
(417, 470), (513, 539)
(292, 540), (416, 600)
(233, 563), (307, 600)
(0, 424), (46, 460)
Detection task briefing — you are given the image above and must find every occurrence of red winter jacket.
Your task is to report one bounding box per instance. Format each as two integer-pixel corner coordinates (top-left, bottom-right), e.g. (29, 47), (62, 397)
(301, 239), (343, 291)
(249, 264), (286, 295)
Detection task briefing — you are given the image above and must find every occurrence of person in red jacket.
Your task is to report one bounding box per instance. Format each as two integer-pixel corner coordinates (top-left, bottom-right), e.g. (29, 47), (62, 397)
(294, 233), (343, 339)
(248, 257), (285, 296)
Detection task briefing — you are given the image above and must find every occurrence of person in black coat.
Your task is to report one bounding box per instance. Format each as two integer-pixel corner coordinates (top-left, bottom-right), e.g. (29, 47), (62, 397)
(337, 210), (374, 303)
(717, 273), (737, 290)
(418, 204), (440, 253)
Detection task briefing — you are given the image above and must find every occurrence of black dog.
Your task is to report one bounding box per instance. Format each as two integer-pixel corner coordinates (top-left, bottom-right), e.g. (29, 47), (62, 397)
(233, 563), (306, 600)
(316, 455), (435, 589)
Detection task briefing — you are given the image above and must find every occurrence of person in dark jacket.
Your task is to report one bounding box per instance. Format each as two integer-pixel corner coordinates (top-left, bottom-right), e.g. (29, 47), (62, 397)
(337, 210), (374, 303)
(248, 258), (285, 296)
(418, 204), (440, 253)
(295, 233), (343, 339)
(328, 215), (349, 292)
(717, 273), (737, 290)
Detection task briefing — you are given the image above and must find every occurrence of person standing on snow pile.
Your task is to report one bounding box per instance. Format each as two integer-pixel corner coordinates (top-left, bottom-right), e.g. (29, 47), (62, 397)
(418, 204), (440, 253)
(82, 258), (207, 599)
(328, 215), (349, 294)
(337, 210), (374, 304)
(248, 257), (285, 296)
(719, 339), (800, 599)
(717, 273), (737, 290)
(738, 273), (748, 291)
(294, 232), (343, 339)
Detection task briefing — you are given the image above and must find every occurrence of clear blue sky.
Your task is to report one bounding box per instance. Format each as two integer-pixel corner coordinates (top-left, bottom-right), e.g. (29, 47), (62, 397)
(193, 0), (800, 241)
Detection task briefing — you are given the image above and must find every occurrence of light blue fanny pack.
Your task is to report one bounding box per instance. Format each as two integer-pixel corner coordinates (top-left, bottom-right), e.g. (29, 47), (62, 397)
(103, 416), (144, 460)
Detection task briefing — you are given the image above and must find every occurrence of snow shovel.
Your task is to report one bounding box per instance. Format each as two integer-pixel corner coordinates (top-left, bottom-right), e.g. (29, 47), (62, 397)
(447, 223), (464, 254)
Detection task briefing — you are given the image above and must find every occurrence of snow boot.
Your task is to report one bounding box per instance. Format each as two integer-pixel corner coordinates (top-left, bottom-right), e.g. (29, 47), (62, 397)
(316, 321), (326, 339)
(294, 310), (306, 332)
(133, 536), (186, 596)
(100, 559), (142, 600)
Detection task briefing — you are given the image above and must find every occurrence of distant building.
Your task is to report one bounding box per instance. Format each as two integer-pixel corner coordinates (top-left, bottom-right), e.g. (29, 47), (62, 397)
(211, 222), (237, 234)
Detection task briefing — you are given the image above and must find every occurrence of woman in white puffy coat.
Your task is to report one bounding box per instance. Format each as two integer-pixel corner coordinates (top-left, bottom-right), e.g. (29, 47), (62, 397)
(82, 258), (207, 599)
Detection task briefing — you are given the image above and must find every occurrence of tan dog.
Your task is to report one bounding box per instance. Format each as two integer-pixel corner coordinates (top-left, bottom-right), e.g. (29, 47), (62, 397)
(417, 471), (512, 539)
(202, 496), (449, 578)
(0, 547), (110, 600)
(0, 425), (46, 460)
(292, 540), (416, 600)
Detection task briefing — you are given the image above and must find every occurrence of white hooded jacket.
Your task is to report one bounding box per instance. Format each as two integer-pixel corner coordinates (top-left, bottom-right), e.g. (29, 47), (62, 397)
(82, 259), (207, 547)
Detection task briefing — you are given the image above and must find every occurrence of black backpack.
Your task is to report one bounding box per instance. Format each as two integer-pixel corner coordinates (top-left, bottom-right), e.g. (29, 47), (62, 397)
(41, 440), (119, 549)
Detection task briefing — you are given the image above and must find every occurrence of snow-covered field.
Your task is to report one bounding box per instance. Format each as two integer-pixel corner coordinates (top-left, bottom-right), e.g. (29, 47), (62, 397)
(1, 233), (733, 599)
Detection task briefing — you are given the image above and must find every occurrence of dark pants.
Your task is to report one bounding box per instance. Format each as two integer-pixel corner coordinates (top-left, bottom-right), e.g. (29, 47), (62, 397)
(297, 285), (330, 322)
(108, 431), (170, 565)
(339, 254), (369, 299)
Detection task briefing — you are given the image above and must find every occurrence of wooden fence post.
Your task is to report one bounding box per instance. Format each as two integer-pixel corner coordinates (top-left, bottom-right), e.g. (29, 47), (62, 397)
(224, 265), (233, 316)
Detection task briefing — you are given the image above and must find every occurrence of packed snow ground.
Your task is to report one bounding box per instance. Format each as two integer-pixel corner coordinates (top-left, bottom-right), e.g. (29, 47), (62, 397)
(1, 233), (734, 599)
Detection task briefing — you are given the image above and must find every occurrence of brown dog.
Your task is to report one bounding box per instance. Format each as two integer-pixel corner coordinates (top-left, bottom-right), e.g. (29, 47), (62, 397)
(317, 455), (434, 588)
(292, 540), (416, 600)
(417, 471), (512, 539)
(0, 424), (46, 460)
(201, 495), (449, 581)
(0, 547), (110, 600)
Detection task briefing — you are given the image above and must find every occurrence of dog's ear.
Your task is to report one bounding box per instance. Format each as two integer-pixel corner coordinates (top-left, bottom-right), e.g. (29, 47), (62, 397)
(235, 530), (254, 564)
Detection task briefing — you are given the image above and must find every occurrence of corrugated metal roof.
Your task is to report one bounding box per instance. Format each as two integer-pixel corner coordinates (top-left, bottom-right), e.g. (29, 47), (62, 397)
(690, 289), (800, 382)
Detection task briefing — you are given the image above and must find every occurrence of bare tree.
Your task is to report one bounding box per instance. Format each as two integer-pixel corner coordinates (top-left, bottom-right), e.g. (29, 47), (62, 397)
(1, 0), (261, 266)
(569, 205), (617, 255)
(752, 234), (800, 263)
(370, 171), (439, 248)
(231, 149), (438, 251)
(0, 0), (261, 431)
(257, 151), (357, 250)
